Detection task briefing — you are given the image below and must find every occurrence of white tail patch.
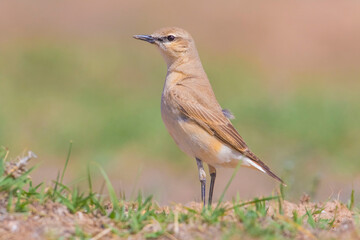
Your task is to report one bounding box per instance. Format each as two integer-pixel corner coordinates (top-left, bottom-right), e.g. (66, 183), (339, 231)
(242, 158), (266, 173)
(217, 144), (266, 173)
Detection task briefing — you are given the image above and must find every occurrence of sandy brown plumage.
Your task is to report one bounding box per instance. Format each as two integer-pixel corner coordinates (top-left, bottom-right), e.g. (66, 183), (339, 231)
(168, 77), (285, 185)
(134, 27), (285, 205)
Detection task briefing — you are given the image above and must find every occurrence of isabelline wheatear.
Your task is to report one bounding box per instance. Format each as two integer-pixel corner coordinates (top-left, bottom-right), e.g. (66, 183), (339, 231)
(134, 27), (284, 205)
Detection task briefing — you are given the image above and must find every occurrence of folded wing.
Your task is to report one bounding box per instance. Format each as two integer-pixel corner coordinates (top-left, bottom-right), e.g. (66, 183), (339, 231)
(169, 84), (285, 185)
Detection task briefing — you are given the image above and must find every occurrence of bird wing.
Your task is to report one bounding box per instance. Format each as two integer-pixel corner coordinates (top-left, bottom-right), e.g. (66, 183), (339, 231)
(169, 85), (285, 184)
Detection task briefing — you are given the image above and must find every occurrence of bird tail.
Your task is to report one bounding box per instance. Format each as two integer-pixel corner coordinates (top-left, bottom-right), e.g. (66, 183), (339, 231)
(243, 151), (286, 186)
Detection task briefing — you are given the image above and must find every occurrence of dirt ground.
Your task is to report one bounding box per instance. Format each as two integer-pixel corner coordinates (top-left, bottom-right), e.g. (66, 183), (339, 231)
(0, 196), (358, 240)
(0, 155), (359, 239)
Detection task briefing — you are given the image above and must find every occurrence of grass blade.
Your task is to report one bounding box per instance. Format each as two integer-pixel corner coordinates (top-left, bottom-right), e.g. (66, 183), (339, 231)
(130, 166), (143, 200)
(0, 147), (8, 176)
(98, 165), (120, 211)
(215, 162), (241, 209)
(226, 196), (279, 212)
(52, 170), (61, 198)
(348, 189), (355, 210)
(87, 165), (93, 193)
(60, 141), (73, 185)
(306, 208), (316, 228)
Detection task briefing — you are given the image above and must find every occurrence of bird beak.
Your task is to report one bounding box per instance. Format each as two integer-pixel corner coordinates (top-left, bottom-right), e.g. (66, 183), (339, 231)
(133, 35), (155, 44)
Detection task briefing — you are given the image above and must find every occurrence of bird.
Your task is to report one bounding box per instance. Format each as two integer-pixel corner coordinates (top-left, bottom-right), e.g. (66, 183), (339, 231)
(133, 27), (284, 206)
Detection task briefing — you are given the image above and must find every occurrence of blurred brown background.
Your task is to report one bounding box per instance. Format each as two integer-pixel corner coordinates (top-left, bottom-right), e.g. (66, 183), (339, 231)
(1, 0), (359, 204)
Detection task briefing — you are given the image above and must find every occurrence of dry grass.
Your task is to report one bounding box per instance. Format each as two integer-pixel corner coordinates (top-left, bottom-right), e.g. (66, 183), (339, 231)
(0, 149), (359, 240)
(0, 197), (358, 239)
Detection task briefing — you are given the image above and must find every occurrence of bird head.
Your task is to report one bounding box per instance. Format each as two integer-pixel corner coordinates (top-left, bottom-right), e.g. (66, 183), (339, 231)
(134, 27), (198, 67)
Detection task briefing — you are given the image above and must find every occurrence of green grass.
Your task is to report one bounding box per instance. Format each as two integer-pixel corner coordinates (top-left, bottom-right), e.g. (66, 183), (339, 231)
(0, 148), (359, 239)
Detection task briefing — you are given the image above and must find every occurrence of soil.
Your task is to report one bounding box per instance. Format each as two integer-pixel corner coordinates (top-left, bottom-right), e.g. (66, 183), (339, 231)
(0, 196), (358, 240)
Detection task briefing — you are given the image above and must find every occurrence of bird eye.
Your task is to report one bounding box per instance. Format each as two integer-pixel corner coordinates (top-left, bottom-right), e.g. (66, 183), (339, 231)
(167, 35), (175, 41)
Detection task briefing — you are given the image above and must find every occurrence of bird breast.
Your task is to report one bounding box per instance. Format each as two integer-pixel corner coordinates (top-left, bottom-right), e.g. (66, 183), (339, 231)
(161, 94), (196, 157)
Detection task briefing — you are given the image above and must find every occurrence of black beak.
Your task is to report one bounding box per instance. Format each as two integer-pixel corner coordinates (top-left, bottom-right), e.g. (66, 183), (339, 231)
(133, 35), (155, 44)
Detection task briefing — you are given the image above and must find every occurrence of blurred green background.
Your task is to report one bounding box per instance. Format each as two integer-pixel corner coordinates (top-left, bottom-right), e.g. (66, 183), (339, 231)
(0, 0), (359, 203)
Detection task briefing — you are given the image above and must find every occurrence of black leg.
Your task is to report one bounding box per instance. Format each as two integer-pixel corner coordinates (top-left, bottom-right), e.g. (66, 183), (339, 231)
(208, 165), (216, 206)
(196, 158), (206, 206)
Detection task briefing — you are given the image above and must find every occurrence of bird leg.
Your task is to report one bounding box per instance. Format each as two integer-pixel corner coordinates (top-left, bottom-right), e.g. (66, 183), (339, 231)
(196, 158), (206, 206)
(208, 165), (216, 206)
